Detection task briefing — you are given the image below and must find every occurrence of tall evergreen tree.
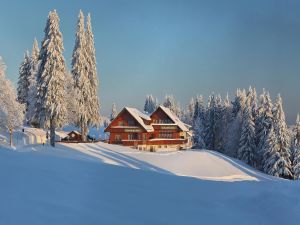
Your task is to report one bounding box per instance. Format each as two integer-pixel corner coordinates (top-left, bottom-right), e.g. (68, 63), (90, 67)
(27, 38), (40, 126)
(192, 95), (206, 149)
(223, 89), (246, 157)
(110, 103), (118, 121)
(163, 95), (181, 117)
(272, 94), (292, 178)
(237, 99), (256, 166)
(144, 95), (157, 114)
(17, 51), (31, 106)
(72, 10), (90, 141)
(256, 91), (274, 168)
(35, 10), (67, 147)
(292, 114), (300, 179)
(86, 13), (101, 130)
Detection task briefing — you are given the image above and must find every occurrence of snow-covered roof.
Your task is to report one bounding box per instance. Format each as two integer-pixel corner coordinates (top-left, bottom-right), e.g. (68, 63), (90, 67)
(157, 106), (189, 132)
(125, 107), (154, 132)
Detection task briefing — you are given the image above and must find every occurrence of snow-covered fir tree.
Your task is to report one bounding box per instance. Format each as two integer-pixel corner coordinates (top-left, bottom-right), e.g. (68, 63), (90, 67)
(85, 13), (101, 130)
(192, 95), (206, 149)
(204, 94), (223, 150)
(72, 10), (90, 141)
(292, 114), (300, 179)
(185, 97), (195, 125)
(35, 10), (67, 147)
(237, 99), (256, 166)
(110, 103), (118, 121)
(255, 91), (274, 168)
(223, 89), (246, 156)
(214, 94), (225, 151)
(26, 38), (40, 126)
(221, 93), (232, 153)
(163, 95), (181, 118)
(0, 57), (25, 146)
(65, 71), (77, 125)
(144, 95), (158, 114)
(17, 51), (31, 106)
(271, 94), (292, 178)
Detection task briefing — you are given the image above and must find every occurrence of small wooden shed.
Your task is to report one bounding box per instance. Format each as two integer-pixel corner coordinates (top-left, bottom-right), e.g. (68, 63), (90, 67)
(63, 131), (82, 142)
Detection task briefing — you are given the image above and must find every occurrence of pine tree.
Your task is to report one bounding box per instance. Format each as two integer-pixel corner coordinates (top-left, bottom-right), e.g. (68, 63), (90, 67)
(204, 94), (223, 150)
(223, 89), (246, 157)
(186, 97), (195, 125)
(292, 114), (300, 179)
(163, 95), (181, 117)
(237, 99), (256, 166)
(35, 10), (67, 147)
(72, 10), (90, 141)
(86, 13), (101, 130)
(110, 103), (118, 121)
(262, 126), (281, 176)
(272, 94), (292, 178)
(144, 95), (157, 114)
(192, 95), (206, 149)
(27, 38), (40, 126)
(255, 91), (274, 168)
(17, 51), (31, 106)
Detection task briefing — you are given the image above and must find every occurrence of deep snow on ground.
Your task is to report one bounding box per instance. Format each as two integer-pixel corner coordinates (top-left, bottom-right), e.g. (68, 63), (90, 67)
(0, 143), (300, 225)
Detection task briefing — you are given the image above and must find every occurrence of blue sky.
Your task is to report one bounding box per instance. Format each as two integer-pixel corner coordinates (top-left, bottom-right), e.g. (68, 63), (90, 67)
(0, 0), (300, 123)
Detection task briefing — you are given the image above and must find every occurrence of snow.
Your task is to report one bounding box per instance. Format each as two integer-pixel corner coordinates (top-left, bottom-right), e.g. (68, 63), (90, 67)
(1, 141), (300, 224)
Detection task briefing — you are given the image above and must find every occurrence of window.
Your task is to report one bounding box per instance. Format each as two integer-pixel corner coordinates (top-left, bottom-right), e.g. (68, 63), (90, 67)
(159, 133), (173, 139)
(128, 133), (138, 140)
(128, 120), (135, 126)
(118, 121), (125, 126)
(115, 134), (121, 141)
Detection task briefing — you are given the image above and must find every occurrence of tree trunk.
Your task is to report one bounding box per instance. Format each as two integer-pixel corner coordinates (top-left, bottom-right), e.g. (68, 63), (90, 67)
(81, 118), (88, 142)
(9, 128), (13, 147)
(50, 118), (55, 147)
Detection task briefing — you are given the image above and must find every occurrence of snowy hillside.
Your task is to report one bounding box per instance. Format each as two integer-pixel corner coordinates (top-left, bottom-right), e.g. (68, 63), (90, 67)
(0, 143), (300, 225)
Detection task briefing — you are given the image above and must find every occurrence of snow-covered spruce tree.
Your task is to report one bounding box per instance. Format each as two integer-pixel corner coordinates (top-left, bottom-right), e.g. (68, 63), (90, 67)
(271, 94), (292, 178)
(0, 57), (25, 146)
(192, 95), (206, 149)
(292, 114), (300, 179)
(35, 10), (67, 147)
(223, 89), (246, 157)
(214, 94), (225, 151)
(72, 10), (90, 141)
(204, 94), (223, 150)
(85, 13), (101, 131)
(65, 71), (77, 125)
(186, 97), (195, 125)
(248, 87), (258, 123)
(27, 39), (40, 126)
(237, 99), (256, 167)
(110, 103), (118, 121)
(221, 93), (232, 153)
(163, 95), (181, 118)
(17, 51), (31, 106)
(255, 91), (274, 168)
(144, 95), (157, 114)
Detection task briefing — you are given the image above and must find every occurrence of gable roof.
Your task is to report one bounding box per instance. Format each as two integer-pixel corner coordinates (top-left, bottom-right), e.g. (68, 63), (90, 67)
(156, 106), (189, 132)
(125, 107), (154, 132)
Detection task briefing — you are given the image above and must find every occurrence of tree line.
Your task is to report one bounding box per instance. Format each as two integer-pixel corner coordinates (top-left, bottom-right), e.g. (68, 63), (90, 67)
(138, 90), (300, 180)
(16, 10), (101, 146)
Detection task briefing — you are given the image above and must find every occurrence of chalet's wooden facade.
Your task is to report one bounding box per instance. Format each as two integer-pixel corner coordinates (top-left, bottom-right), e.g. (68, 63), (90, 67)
(105, 106), (192, 151)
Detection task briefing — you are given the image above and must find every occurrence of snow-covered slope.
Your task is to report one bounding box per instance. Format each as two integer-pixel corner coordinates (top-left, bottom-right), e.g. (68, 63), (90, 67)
(49, 142), (274, 181)
(0, 143), (300, 225)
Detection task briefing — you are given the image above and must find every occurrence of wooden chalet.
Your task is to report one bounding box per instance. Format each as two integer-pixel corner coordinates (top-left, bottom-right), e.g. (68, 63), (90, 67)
(104, 106), (192, 151)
